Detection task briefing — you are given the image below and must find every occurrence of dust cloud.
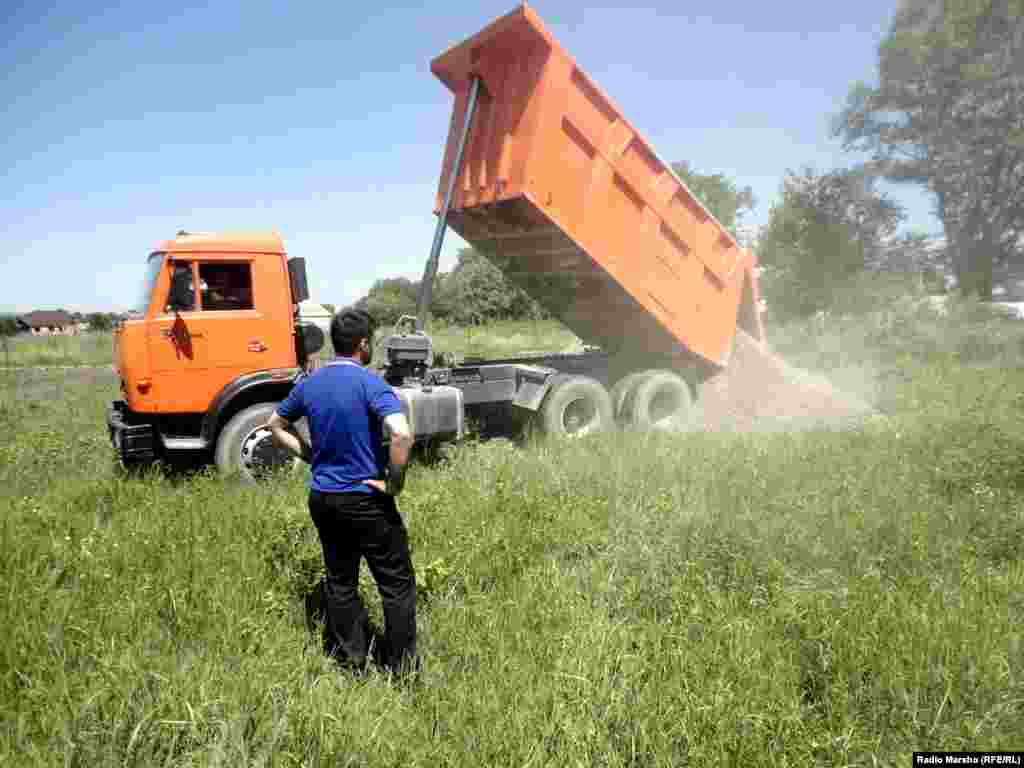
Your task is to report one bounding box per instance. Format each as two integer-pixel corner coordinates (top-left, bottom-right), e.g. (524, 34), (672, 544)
(695, 329), (878, 434)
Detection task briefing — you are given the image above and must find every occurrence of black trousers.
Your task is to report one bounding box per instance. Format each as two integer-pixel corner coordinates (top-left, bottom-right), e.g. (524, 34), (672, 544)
(308, 490), (418, 673)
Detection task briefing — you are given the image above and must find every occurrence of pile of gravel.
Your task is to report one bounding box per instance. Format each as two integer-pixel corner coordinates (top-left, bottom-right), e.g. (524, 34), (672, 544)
(695, 330), (876, 433)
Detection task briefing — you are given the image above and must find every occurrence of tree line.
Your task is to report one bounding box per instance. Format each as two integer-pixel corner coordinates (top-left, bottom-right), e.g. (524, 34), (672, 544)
(835, 0), (1023, 300)
(0, 311), (123, 337)
(350, 247), (550, 328)
(757, 0), (1022, 314)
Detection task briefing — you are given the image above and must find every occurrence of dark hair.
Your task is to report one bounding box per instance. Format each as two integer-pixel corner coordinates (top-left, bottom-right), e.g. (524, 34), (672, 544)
(330, 307), (377, 356)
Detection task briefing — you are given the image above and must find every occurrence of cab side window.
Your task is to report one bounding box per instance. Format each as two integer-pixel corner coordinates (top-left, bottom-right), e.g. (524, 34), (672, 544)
(199, 263), (254, 311)
(166, 262), (196, 312)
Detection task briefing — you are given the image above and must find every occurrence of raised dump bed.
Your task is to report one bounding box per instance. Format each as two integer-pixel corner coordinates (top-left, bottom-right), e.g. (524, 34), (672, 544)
(431, 3), (764, 370)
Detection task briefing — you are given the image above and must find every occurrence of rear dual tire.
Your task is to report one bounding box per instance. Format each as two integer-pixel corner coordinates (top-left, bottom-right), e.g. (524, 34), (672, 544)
(609, 371), (651, 418)
(615, 370), (699, 432)
(538, 375), (614, 438)
(535, 370), (699, 439)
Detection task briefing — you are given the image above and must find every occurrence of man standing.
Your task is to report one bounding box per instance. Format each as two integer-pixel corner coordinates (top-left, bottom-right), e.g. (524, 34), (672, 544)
(266, 308), (418, 675)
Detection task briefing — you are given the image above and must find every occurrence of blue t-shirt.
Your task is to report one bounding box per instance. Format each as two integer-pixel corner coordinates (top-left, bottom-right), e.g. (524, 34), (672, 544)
(276, 360), (404, 493)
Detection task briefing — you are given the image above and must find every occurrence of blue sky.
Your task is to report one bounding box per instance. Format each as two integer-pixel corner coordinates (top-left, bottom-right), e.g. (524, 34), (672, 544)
(1, 0), (936, 314)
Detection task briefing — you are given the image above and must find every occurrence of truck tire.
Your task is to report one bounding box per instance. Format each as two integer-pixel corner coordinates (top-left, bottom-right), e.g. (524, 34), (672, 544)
(625, 370), (698, 432)
(215, 402), (303, 481)
(538, 375), (614, 438)
(609, 370), (657, 422)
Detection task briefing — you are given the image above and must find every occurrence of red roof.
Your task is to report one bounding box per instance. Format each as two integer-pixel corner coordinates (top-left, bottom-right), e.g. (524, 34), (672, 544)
(17, 310), (74, 328)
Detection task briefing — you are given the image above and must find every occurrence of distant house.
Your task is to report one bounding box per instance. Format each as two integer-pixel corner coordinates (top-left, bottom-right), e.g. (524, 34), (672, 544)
(16, 310), (77, 336)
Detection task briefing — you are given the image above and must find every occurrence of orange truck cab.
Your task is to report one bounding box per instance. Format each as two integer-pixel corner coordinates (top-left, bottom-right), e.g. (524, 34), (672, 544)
(108, 230), (470, 478)
(109, 231), (320, 475)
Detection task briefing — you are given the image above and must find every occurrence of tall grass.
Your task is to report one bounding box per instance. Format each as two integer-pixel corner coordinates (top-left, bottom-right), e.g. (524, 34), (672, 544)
(421, 318), (582, 360)
(0, 321), (580, 371)
(2, 302), (1023, 766)
(0, 332), (114, 368)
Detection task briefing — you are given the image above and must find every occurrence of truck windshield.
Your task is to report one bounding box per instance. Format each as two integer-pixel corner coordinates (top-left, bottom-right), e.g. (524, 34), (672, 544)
(130, 252), (165, 316)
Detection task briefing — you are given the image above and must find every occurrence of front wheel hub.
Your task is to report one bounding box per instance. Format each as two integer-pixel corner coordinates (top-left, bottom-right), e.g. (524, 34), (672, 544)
(240, 426), (293, 478)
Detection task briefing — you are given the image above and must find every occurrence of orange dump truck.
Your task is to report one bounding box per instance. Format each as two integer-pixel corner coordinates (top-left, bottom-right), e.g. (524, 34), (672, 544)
(106, 4), (779, 479)
(428, 4), (764, 369)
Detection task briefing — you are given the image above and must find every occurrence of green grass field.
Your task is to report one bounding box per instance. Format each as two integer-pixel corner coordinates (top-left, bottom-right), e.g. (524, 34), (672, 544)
(0, 332), (115, 368)
(424, 318), (584, 360)
(2, 299), (1023, 766)
(0, 318), (578, 372)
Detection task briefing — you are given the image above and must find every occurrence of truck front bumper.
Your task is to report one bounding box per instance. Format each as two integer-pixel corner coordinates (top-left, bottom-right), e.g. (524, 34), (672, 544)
(107, 400), (157, 463)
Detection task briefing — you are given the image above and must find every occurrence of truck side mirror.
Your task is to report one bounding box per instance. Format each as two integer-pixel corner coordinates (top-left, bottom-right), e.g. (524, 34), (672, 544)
(288, 257), (310, 304)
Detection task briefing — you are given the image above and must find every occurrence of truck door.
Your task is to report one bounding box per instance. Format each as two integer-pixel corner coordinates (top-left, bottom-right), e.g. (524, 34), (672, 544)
(148, 255), (294, 414)
(189, 259), (277, 404)
(146, 260), (202, 412)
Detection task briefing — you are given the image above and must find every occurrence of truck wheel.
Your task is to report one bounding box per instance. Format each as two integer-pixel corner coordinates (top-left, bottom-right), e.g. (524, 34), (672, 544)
(539, 375), (614, 438)
(215, 402), (302, 482)
(626, 371), (698, 432)
(609, 370), (656, 422)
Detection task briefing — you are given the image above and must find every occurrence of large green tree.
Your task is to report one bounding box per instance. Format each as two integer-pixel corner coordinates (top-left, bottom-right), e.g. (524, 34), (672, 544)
(355, 277), (423, 327)
(442, 248), (546, 326)
(85, 312), (112, 332)
(836, 0), (1024, 298)
(354, 249), (544, 327)
(758, 167), (904, 319)
(671, 161), (756, 238)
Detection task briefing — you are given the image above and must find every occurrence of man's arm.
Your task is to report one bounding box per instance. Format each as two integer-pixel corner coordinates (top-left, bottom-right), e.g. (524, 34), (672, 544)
(364, 412), (413, 496)
(266, 411), (312, 463)
(384, 412), (414, 495)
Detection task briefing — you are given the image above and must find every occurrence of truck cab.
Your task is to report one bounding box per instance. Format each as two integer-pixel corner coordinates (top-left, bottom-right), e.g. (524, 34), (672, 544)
(108, 231), (316, 476)
(108, 230), (466, 480)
